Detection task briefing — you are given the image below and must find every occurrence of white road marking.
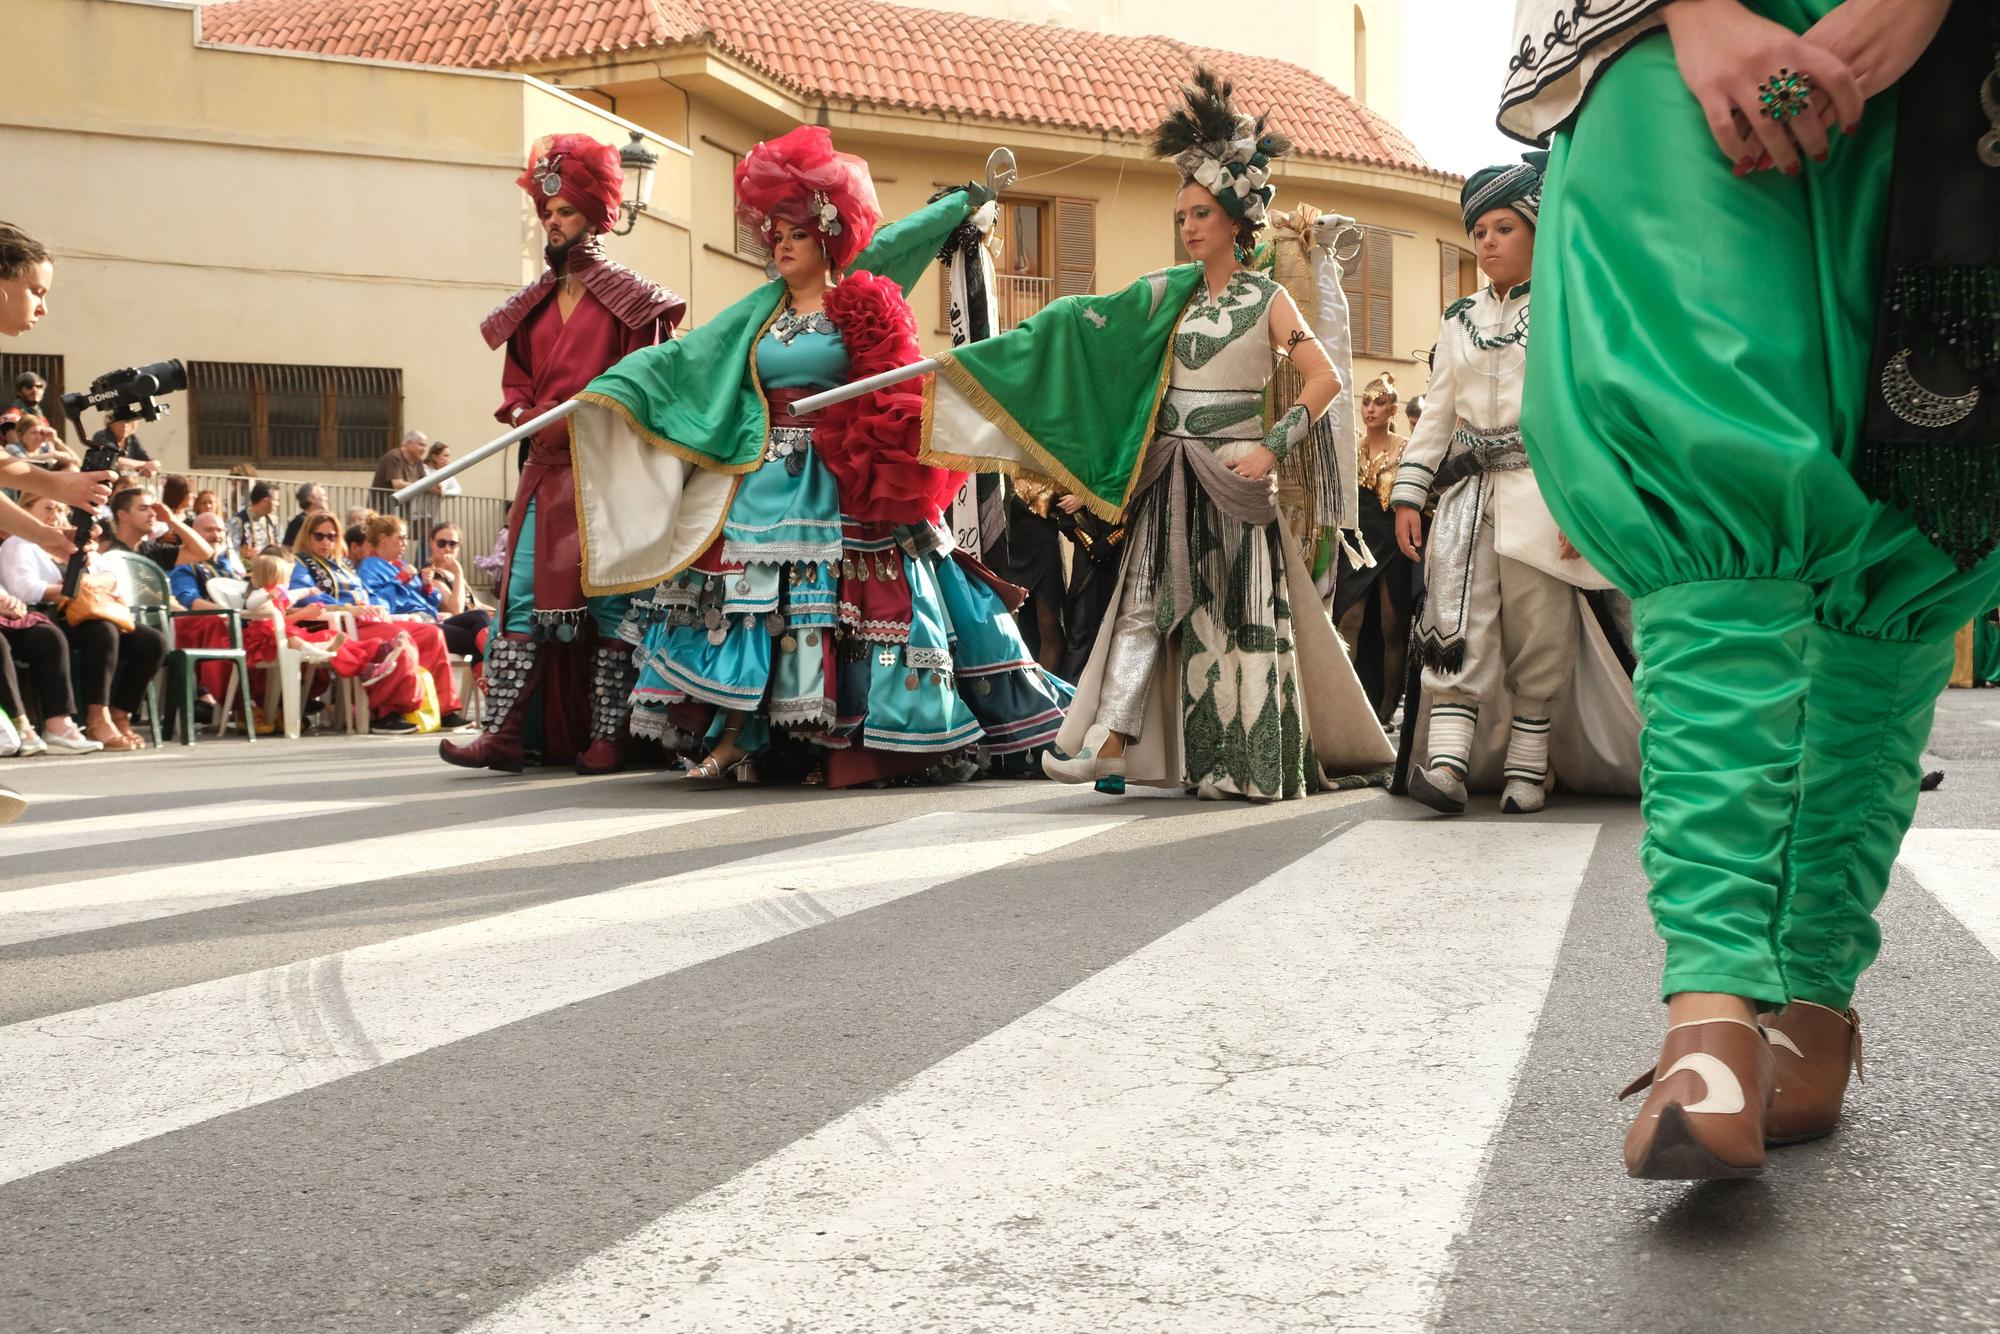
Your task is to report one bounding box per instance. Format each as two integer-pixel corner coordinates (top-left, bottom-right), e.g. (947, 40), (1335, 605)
(471, 819), (1600, 1334)
(3, 798), (380, 857)
(1900, 828), (2000, 959)
(0, 807), (725, 947)
(0, 810), (1128, 1187)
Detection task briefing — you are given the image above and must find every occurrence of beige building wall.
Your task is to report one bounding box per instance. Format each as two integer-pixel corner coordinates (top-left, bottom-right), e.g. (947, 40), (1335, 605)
(1, 0), (692, 502)
(551, 51), (1457, 396)
(872, 0), (1403, 121)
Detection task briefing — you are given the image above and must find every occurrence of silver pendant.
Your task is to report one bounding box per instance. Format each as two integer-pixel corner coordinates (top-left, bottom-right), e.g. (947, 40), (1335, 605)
(1881, 348), (1980, 429)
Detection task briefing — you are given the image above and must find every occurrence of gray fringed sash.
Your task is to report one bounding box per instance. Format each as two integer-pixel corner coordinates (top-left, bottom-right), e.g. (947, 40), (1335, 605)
(1128, 435), (1282, 638)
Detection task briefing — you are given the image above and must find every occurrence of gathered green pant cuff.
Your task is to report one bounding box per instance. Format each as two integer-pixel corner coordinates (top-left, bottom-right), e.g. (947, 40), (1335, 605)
(1659, 968), (1789, 1010)
(1776, 625), (1956, 1009)
(1632, 579), (1814, 1015)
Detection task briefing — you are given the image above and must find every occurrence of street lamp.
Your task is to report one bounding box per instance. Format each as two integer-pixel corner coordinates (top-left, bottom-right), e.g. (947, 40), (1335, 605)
(613, 131), (658, 236)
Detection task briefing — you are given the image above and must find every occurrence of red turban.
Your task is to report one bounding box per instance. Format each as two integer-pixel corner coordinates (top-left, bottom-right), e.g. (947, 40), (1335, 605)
(733, 126), (880, 272)
(518, 134), (624, 235)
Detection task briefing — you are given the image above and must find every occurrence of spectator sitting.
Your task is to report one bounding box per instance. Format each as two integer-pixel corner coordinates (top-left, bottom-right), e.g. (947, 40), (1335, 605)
(89, 417), (158, 480)
(281, 482), (329, 547)
(370, 430), (429, 505)
(170, 512), (238, 611)
(344, 505), (371, 530)
(12, 370), (47, 421)
(192, 488), (220, 519)
(358, 516), (490, 660)
(416, 521), (491, 658)
(160, 473), (193, 523)
(245, 553), (342, 663)
(228, 481), (280, 565)
(344, 521), (369, 565)
(0, 582), (97, 754)
(0, 407), (22, 457)
(288, 510), (467, 731)
(100, 485), (212, 571)
(0, 493), (167, 750)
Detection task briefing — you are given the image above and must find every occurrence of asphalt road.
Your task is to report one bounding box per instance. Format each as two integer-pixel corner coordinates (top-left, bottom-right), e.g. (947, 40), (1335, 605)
(2, 689), (1996, 1333)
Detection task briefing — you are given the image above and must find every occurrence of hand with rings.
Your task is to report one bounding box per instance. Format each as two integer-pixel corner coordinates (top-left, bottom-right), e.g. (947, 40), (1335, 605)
(1662, 0), (1863, 176)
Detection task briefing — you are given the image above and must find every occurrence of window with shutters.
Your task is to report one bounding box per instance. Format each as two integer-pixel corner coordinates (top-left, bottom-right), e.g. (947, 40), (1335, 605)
(1341, 226), (1395, 357)
(936, 193), (1097, 334)
(187, 361), (403, 470)
(1440, 241), (1479, 309)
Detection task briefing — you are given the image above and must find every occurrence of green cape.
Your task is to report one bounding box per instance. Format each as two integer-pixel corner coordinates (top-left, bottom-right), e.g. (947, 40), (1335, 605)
(923, 265), (1204, 518)
(578, 191), (975, 472)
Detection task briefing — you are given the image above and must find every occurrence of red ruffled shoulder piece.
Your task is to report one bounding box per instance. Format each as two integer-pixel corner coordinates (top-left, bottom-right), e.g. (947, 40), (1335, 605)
(816, 272), (964, 527)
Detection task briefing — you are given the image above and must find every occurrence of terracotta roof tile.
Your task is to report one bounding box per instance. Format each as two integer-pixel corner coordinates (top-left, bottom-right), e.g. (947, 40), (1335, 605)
(201, 0), (1444, 177)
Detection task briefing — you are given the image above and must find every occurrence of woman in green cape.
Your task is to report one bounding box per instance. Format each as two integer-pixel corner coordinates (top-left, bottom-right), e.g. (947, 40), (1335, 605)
(921, 70), (1394, 801)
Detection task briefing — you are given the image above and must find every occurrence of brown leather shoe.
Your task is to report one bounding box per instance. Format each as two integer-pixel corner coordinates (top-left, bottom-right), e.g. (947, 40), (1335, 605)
(1758, 1001), (1862, 1145)
(1620, 1017), (1775, 1180)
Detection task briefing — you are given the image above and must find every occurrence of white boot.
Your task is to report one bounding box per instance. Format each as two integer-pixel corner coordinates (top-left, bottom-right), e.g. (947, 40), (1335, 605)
(1041, 723), (1128, 793)
(1500, 777), (1548, 814)
(1409, 763), (1468, 814)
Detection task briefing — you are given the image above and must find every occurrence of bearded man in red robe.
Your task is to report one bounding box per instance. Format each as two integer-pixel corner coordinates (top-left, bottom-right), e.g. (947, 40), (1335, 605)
(442, 134), (685, 774)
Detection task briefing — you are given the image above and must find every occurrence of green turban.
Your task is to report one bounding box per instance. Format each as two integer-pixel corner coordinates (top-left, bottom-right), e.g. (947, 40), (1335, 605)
(1461, 150), (1549, 233)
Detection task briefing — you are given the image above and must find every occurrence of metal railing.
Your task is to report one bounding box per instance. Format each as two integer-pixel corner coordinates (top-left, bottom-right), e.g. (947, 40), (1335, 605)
(185, 471), (509, 592)
(996, 274), (1053, 330)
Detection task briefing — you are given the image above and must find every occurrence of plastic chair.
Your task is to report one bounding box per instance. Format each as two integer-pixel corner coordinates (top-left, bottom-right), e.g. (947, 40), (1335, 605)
(95, 551), (174, 747)
(106, 553), (258, 747)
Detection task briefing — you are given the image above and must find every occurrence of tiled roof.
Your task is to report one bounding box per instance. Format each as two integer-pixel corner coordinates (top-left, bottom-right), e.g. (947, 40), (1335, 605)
(200, 0), (1444, 178)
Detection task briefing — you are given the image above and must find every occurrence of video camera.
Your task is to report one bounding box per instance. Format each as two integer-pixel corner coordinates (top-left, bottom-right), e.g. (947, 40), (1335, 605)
(58, 359), (187, 598)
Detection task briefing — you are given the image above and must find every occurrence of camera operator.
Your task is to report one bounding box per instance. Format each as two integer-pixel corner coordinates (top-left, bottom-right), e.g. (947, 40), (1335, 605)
(0, 220), (118, 824)
(89, 417), (159, 480)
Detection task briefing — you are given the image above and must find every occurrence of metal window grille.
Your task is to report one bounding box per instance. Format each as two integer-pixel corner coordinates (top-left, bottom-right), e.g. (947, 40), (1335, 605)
(187, 361), (402, 471)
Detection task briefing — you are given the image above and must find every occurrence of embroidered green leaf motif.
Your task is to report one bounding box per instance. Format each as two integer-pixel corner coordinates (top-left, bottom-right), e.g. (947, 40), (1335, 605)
(1280, 677), (1304, 798)
(1174, 275), (1276, 371)
(1155, 398), (1181, 434)
(1184, 398), (1264, 436)
(1246, 667), (1283, 797)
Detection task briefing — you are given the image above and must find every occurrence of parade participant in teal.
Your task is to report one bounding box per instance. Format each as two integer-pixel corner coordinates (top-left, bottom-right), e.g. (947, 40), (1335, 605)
(920, 69), (1394, 800)
(569, 128), (1066, 785)
(1502, 0), (1996, 1178)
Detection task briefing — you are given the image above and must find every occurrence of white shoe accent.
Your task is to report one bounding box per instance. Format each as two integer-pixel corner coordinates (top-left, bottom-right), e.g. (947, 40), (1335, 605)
(1500, 778), (1546, 814)
(1663, 1053), (1746, 1115)
(14, 728), (47, 757)
(43, 728), (104, 754)
(1765, 1029), (1806, 1059)
(1040, 724), (1123, 785)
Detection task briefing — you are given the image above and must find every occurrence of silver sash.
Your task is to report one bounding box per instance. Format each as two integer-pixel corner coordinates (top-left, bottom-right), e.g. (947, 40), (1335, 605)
(1412, 421), (1531, 673)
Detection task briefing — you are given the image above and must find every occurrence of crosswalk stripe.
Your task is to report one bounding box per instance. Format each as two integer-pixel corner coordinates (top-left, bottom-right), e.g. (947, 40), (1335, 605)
(3, 798), (381, 857)
(0, 807), (726, 948)
(3, 765), (671, 830)
(0, 809), (1129, 1187)
(468, 818), (1601, 1334)
(1899, 829), (2000, 960)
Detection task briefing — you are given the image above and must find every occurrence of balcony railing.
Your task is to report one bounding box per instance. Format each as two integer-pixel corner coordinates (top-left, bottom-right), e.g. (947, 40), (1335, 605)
(996, 274), (1054, 330)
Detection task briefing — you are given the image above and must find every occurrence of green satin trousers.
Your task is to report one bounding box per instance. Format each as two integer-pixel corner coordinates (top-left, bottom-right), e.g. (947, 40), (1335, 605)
(1524, 12), (2000, 1008)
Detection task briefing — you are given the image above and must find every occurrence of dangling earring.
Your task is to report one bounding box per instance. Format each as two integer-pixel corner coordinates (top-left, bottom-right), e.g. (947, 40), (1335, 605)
(1234, 241), (1251, 264)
